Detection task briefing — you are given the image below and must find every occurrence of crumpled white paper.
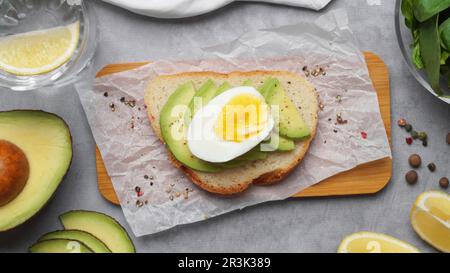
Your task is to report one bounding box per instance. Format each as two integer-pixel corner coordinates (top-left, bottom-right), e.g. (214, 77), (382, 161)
(77, 9), (391, 237)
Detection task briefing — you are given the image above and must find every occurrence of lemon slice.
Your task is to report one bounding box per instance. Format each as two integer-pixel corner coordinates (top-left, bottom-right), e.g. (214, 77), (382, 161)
(0, 21), (80, 76)
(338, 232), (420, 253)
(411, 191), (450, 253)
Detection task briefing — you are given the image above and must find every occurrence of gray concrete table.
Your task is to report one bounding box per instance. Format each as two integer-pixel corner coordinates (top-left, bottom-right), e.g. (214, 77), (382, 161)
(0, 0), (449, 253)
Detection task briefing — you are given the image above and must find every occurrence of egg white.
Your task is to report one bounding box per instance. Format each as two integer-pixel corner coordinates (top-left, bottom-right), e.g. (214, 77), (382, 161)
(187, 86), (274, 163)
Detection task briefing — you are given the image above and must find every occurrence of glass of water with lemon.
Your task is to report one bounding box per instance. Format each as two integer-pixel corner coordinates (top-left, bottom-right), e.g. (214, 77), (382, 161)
(0, 0), (96, 90)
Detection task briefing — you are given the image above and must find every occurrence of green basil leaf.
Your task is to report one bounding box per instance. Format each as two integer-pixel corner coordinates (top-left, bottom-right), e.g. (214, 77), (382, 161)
(413, 0), (450, 22)
(419, 14), (443, 94)
(402, 0), (415, 28)
(412, 43), (425, 69)
(439, 17), (450, 50)
(441, 50), (450, 64)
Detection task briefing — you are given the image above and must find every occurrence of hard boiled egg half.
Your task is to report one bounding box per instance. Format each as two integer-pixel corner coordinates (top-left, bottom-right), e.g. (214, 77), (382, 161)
(187, 86), (274, 163)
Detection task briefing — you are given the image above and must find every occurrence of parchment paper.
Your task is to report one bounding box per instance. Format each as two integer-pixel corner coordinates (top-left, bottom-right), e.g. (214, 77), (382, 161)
(77, 9), (391, 237)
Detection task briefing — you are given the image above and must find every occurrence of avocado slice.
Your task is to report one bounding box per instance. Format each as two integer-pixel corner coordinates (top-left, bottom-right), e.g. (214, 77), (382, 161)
(0, 110), (72, 232)
(265, 82), (310, 140)
(59, 210), (135, 253)
(161, 82), (221, 173)
(236, 148), (268, 161)
(39, 230), (111, 253)
(258, 78), (279, 98)
(219, 148), (268, 168)
(214, 82), (232, 96)
(262, 133), (296, 152)
(242, 79), (253, 86)
(30, 239), (93, 253)
(188, 79), (217, 118)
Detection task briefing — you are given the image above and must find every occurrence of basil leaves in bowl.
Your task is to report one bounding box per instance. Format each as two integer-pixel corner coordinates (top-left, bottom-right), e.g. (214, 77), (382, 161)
(396, 0), (450, 103)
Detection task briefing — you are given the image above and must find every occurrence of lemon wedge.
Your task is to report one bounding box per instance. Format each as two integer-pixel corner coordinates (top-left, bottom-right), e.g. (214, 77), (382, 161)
(338, 232), (420, 253)
(0, 21), (80, 76)
(411, 191), (450, 253)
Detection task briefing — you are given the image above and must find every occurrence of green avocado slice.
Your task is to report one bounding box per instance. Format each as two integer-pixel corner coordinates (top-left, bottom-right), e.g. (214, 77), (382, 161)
(265, 82), (310, 140)
(30, 239), (93, 253)
(242, 79), (254, 86)
(59, 210), (135, 253)
(262, 133), (296, 152)
(236, 148), (268, 161)
(0, 110), (72, 232)
(258, 78), (280, 98)
(39, 230), (111, 253)
(214, 82), (232, 96)
(161, 82), (222, 173)
(188, 79), (217, 118)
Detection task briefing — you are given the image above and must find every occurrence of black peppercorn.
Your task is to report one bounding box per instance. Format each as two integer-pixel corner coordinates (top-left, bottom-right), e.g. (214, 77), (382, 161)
(418, 132), (427, 141)
(408, 154), (422, 168)
(427, 163), (436, 172)
(405, 171), (419, 185)
(405, 170), (418, 185)
(405, 124), (413, 132)
(439, 177), (449, 189)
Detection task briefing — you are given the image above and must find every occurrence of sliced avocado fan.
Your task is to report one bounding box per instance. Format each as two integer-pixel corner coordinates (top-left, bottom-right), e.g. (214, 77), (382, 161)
(39, 230), (111, 253)
(263, 78), (311, 140)
(160, 82), (222, 173)
(59, 210), (135, 253)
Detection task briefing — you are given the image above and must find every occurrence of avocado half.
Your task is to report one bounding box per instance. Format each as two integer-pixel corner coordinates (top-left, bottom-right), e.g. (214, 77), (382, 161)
(0, 110), (72, 232)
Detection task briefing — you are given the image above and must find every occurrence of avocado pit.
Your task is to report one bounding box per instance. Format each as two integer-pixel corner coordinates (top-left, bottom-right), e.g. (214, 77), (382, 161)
(0, 140), (29, 206)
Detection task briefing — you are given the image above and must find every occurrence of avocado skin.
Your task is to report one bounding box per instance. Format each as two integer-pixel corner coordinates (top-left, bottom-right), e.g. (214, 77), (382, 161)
(0, 110), (73, 232)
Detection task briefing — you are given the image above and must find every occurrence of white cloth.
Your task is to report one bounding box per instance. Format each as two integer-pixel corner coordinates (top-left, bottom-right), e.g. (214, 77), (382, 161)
(101, 0), (333, 19)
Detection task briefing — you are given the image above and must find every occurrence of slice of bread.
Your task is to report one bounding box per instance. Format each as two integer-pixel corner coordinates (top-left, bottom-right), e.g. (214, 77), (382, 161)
(145, 71), (319, 195)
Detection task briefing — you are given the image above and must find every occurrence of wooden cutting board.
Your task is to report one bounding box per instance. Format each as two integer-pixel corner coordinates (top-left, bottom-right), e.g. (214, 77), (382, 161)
(95, 52), (392, 205)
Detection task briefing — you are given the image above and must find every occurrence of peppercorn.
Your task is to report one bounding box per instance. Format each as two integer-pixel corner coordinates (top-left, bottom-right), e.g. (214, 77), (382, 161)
(405, 170), (418, 185)
(120, 97), (125, 102)
(397, 119), (407, 127)
(439, 177), (449, 189)
(422, 140), (428, 147)
(411, 131), (419, 139)
(408, 154), (422, 168)
(103, 92), (109, 97)
(406, 137), (413, 145)
(405, 124), (413, 132)
(418, 132), (427, 141)
(427, 163), (436, 172)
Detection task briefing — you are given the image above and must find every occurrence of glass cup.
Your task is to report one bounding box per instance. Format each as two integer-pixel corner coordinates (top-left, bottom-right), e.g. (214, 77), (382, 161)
(0, 0), (97, 91)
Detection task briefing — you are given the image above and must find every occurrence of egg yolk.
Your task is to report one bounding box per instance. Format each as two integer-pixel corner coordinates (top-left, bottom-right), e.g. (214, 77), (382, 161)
(215, 94), (269, 142)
